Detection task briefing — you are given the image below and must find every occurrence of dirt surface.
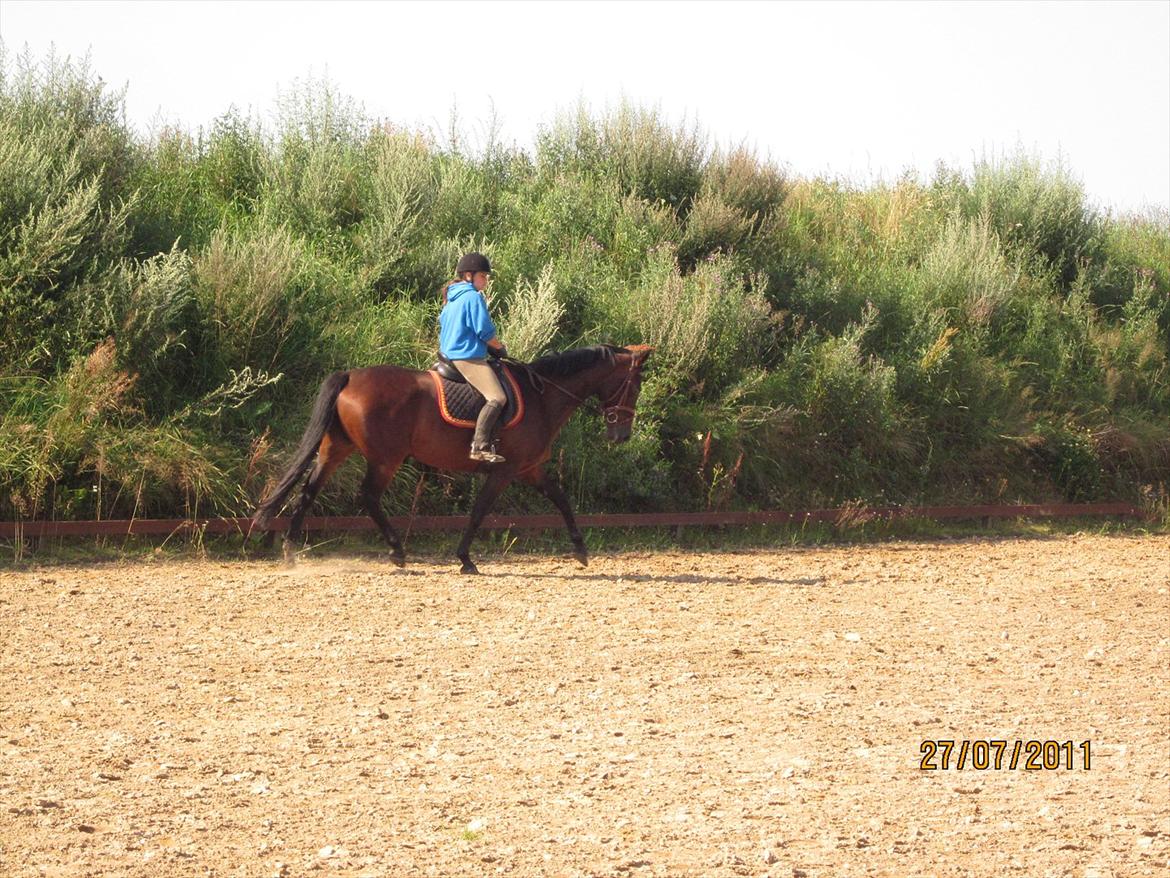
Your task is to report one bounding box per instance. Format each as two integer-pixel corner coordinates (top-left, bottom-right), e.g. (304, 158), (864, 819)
(2, 534), (1168, 877)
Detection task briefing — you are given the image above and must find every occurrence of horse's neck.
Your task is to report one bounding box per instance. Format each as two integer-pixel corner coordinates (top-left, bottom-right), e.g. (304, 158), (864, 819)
(542, 360), (616, 428)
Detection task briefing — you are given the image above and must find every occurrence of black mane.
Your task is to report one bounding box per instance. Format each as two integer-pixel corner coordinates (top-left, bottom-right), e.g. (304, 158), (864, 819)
(528, 345), (622, 377)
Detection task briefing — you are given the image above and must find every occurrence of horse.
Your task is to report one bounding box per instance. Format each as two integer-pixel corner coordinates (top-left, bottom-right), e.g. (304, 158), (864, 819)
(251, 344), (654, 573)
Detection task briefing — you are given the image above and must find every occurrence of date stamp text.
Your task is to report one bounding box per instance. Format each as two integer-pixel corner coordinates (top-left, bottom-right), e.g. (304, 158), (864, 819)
(919, 739), (1091, 770)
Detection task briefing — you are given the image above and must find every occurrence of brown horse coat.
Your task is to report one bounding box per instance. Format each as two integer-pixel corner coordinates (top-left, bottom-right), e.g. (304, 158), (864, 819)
(253, 345), (653, 573)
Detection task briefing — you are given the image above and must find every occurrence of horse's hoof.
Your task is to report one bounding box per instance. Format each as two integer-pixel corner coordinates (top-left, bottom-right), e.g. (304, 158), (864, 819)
(282, 542), (296, 566)
(390, 551), (406, 569)
(573, 547), (589, 568)
(460, 561), (480, 575)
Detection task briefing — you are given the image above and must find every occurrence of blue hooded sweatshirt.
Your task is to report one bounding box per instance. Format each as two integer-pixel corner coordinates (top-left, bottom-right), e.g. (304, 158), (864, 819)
(438, 281), (497, 360)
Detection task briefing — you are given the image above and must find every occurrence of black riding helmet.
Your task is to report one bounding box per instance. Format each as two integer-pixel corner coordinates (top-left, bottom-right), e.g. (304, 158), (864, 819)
(456, 252), (491, 275)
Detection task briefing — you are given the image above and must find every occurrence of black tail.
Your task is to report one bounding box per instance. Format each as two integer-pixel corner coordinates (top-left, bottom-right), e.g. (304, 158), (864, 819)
(251, 371), (350, 531)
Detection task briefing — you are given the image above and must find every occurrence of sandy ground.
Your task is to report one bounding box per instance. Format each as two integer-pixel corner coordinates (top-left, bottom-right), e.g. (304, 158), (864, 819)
(1, 533), (1168, 878)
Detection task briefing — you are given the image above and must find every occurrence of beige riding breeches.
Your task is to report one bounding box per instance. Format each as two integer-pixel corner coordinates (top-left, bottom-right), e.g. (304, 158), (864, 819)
(453, 358), (507, 407)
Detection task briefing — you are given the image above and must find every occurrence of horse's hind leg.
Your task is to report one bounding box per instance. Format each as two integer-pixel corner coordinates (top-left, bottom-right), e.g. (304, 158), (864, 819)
(361, 458), (407, 567)
(285, 430), (353, 561)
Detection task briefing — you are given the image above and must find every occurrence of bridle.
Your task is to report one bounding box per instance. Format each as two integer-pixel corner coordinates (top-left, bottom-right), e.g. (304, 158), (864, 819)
(504, 355), (642, 426)
(600, 365), (639, 426)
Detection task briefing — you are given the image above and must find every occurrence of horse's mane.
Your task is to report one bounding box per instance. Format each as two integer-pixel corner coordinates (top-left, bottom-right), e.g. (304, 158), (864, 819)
(527, 345), (622, 377)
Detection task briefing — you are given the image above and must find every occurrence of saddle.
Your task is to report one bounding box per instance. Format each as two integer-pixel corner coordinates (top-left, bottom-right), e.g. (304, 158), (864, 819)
(428, 355), (525, 430)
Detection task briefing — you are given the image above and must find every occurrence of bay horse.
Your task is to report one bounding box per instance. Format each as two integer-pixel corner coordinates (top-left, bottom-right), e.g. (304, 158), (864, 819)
(251, 344), (654, 573)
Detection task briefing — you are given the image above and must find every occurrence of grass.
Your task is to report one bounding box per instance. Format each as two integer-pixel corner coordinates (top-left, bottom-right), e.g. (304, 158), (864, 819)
(3, 516), (1162, 571)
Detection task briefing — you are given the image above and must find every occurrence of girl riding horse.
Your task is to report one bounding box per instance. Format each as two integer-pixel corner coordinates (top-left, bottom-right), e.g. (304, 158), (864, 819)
(251, 271), (654, 572)
(438, 252), (509, 464)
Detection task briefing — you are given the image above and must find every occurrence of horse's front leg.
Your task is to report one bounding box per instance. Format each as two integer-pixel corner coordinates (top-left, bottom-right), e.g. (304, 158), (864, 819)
(456, 469), (513, 575)
(521, 466), (587, 567)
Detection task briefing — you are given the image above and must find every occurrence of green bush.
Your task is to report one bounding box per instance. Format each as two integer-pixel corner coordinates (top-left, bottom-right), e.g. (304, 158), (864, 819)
(0, 56), (137, 368)
(1, 51), (1167, 525)
(537, 101), (708, 211)
(936, 151), (1102, 290)
(0, 339), (265, 520)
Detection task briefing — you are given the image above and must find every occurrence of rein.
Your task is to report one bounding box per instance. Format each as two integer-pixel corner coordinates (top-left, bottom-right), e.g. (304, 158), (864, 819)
(502, 356), (640, 424)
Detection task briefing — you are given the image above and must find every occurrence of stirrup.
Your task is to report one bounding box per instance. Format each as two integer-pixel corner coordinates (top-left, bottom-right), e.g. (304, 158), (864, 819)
(470, 445), (506, 464)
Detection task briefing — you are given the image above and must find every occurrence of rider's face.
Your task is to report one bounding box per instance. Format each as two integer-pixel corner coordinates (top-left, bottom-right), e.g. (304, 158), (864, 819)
(471, 271), (491, 292)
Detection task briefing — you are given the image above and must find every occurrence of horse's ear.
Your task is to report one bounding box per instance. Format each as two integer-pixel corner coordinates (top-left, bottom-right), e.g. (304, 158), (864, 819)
(628, 344), (654, 366)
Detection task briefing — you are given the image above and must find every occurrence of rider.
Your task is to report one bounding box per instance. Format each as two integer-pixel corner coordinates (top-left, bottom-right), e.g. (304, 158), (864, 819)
(439, 252), (509, 464)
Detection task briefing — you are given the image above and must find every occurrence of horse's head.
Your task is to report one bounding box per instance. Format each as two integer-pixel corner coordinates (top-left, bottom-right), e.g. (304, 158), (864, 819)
(598, 345), (654, 443)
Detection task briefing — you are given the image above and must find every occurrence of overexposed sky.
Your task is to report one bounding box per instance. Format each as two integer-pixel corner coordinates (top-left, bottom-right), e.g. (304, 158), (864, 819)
(2, 0), (1168, 212)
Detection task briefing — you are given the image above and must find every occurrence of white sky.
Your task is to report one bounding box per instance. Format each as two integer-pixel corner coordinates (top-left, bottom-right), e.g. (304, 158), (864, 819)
(2, 0), (1168, 213)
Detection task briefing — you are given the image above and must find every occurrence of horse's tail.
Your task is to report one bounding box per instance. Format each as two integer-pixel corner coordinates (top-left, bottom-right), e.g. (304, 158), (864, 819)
(252, 371), (350, 532)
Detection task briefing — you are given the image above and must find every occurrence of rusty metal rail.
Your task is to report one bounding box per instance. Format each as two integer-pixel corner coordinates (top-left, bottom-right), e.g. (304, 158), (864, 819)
(0, 502), (1146, 540)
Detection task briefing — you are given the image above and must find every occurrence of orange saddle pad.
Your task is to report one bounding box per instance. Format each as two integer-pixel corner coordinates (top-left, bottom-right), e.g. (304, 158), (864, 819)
(429, 364), (525, 430)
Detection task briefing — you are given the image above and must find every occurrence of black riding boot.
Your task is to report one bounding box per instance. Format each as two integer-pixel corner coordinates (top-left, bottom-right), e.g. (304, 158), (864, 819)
(470, 400), (505, 463)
